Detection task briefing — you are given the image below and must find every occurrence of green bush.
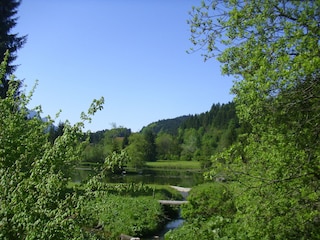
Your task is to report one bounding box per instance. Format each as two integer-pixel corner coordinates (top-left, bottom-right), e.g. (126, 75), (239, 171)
(182, 182), (235, 221)
(166, 216), (232, 240)
(83, 193), (164, 239)
(166, 182), (236, 239)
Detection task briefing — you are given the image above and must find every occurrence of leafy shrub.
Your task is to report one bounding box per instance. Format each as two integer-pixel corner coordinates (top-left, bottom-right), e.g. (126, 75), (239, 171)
(182, 182), (235, 221)
(166, 182), (236, 239)
(0, 54), (104, 239)
(83, 193), (164, 239)
(103, 150), (130, 174)
(165, 216), (232, 240)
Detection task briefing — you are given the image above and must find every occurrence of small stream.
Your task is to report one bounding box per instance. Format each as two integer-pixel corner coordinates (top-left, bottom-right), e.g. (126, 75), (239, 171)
(143, 188), (189, 240)
(143, 210), (184, 240)
(153, 211), (184, 240)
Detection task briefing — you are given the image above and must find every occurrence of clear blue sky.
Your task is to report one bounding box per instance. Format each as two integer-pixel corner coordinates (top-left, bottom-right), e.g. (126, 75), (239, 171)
(14, 0), (234, 132)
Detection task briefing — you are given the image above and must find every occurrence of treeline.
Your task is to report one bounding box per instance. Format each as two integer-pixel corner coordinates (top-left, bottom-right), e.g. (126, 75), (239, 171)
(54, 102), (240, 170)
(181, 102), (237, 130)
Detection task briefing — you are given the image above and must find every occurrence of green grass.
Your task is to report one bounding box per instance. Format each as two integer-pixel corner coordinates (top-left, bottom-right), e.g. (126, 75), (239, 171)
(145, 160), (201, 170)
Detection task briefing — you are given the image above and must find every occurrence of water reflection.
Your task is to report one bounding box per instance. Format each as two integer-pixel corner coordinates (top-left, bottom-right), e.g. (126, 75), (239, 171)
(73, 168), (204, 187)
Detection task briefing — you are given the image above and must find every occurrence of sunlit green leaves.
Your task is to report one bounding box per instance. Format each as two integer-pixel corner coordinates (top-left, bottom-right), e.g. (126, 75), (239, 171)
(0, 56), (104, 239)
(103, 150), (130, 173)
(188, 0), (320, 238)
(167, 182), (235, 239)
(82, 193), (163, 239)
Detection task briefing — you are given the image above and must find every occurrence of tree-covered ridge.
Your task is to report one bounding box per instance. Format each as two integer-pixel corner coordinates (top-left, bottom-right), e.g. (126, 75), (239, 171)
(141, 115), (190, 135)
(89, 127), (131, 144)
(140, 102), (238, 136)
(180, 102), (238, 130)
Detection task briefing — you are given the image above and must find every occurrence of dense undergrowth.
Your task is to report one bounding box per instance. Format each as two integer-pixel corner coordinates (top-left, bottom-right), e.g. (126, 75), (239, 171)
(83, 194), (163, 239)
(76, 181), (182, 239)
(165, 182), (236, 239)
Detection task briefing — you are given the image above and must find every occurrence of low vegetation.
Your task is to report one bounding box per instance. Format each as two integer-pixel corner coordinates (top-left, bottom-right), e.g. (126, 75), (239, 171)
(166, 182), (236, 239)
(82, 191), (164, 239)
(145, 160), (201, 170)
(79, 180), (183, 239)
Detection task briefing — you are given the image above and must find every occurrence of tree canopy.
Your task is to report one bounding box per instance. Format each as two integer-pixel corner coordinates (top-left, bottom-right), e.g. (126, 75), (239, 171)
(188, 0), (320, 238)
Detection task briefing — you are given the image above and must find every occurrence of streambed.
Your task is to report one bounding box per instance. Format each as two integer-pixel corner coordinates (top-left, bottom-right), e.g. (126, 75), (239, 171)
(144, 187), (190, 240)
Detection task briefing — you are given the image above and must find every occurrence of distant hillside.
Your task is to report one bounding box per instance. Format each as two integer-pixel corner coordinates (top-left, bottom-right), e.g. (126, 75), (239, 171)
(141, 115), (190, 135)
(140, 102), (237, 135)
(181, 102), (237, 130)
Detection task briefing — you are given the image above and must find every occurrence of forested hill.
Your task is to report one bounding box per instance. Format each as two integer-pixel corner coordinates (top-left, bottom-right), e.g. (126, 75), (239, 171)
(140, 116), (190, 135)
(141, 102), (237, 135)
(180, 102), (237, 130)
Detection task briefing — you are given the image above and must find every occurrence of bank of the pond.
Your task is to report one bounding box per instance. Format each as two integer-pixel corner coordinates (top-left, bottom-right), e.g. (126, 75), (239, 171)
(145, 160), (201, 170)
(73, 161), (205, 188)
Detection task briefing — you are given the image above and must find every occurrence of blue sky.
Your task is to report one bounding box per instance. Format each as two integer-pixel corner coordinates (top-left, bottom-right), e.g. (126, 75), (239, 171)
(14, 0), (234, 132)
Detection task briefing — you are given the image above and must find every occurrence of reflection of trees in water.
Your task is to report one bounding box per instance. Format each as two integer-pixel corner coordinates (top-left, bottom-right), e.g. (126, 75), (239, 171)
(73, 168), (203, 187)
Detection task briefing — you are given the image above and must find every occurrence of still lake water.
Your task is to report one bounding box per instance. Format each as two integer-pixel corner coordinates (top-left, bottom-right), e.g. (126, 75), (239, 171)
(73, 168), (204, 188)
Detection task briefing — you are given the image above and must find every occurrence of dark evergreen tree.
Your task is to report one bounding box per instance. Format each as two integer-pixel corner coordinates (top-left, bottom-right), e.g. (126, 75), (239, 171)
(122, 134), (129, 149)
(143, 129), (157, 162)
(141, 116), (190, 135)
(0, 0), (27, 98)
(181, 102), (238, 130)
(89, 129), (107, 144)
